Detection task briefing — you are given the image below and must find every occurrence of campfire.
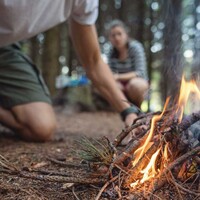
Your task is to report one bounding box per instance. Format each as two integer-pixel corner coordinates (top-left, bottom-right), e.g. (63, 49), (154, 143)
(0, 76), (199, 199)
(125, 76), (200, 192)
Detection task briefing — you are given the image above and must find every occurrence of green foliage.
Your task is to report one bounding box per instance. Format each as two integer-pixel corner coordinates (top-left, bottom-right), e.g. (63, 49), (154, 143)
(75, 136), (115, 166)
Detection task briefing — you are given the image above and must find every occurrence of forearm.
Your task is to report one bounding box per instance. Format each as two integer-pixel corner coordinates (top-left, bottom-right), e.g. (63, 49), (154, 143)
(70, 20), (141, 125)
(115, 72), (137, 82)
(69, 19), (133, 115)
(86, 59), (130, 112)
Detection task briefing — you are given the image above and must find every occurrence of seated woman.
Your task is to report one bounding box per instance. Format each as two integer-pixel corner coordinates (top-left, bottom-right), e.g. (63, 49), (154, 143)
(106, 19), (149, 108)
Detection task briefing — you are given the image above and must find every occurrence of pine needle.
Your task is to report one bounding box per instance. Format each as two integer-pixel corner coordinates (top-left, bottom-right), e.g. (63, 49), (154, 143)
(75, 136), (114, 166)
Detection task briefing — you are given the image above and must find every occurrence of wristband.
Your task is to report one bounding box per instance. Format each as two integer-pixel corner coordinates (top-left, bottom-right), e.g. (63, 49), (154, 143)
(120, 105), (141, 121)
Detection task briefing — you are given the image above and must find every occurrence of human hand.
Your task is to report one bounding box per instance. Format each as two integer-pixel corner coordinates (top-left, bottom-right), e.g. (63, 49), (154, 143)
(113, 73), (119, 80)
(120, 105), (146, 143)
(124, 112), (148, 143)
(121, 113), (139, 145)
(124, 113), (138, 127)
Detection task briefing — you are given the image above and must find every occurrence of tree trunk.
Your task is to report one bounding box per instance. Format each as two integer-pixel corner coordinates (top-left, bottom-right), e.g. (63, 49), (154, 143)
(42, 26), (60, 95)
(136, 1), (145, 43)
(192, 0), (200, 79)
(147, 1), (154, 111)
(161, 0), (183, 105)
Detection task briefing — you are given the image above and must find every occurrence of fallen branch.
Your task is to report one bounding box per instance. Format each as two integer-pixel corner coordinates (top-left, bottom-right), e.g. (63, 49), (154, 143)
(0, 154), (108, 184)
(172, 179), (200, 196)
(133, 111), (161, 123)
(1, 169), (108, 184)
(47, 157), (87, 169)
(72, 186), (81, 200)
(27, 168), (103, 178)
(0, 154), (18, 171)
(113, 135), (146, 165)
(95, 175), (118, 200)
(113, 121), (146, 147)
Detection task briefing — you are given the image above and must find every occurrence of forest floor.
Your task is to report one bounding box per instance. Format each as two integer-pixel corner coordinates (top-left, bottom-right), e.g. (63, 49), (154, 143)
(0, 106), (199, 200)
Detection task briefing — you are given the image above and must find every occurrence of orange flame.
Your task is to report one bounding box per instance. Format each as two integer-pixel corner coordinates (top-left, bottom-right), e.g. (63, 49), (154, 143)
(129, 76), (200, 189)
(132, 98), (170, 167)
(140, 148), (161, 183)
(163, 143), (169, 162)
(176, 76), (200, 122)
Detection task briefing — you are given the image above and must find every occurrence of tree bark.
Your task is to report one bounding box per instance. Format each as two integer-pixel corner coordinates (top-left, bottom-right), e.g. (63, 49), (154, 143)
(161, 0), (183, 105)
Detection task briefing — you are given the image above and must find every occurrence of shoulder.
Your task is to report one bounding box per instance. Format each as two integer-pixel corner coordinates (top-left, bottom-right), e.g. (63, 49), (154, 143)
(128, 40), (145, 57)
(129, 40), (144, 51)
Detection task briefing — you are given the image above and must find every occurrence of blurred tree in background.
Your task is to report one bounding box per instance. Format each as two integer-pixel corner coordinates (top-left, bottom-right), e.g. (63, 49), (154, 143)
(22, 0), (200, 111)
(161, 0), (183, 104)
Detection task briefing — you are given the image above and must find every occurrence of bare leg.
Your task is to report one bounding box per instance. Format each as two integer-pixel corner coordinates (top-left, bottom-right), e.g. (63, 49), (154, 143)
(116, 81), (125, 92)
(0, 102), (56, 142)
(125, 77), (149, 108)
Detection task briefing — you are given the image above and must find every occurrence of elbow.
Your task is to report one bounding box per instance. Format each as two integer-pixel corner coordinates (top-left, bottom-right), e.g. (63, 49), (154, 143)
(82, 50), (101, 69)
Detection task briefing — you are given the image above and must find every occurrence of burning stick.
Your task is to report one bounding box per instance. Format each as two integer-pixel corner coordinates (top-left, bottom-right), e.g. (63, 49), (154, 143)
(126, 141), (160, 184)
(112, 120), (147, 147)
(113, 111), (160, 147)
(112, 137), (143, 166)
(152, 146), (200, 192)
(0, 76), (199, 199)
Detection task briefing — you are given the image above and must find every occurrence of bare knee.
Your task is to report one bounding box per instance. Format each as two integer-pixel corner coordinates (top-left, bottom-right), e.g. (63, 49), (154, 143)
(19, 118), (57, 142)
(11, 103), (57, 142)
(125, 78), (149, 106)
(127, 79), (148, 95)
(32, 119), (56, 142)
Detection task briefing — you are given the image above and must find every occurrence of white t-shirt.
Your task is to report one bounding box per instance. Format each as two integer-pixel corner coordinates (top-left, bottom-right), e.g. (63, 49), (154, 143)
(0, 0), (99, 47)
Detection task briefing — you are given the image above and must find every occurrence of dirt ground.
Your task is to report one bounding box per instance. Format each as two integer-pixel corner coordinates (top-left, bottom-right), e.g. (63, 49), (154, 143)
(0, 107), (199, 200)
(0, 107), (124, 200)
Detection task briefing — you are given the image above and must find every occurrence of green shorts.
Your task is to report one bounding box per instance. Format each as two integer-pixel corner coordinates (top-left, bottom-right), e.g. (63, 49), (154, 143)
(0, 43), (51, 109)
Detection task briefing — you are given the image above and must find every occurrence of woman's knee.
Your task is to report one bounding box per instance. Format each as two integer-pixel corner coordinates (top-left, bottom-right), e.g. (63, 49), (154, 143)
(126, 78), (148, 95)
(125, 78), (148, 106)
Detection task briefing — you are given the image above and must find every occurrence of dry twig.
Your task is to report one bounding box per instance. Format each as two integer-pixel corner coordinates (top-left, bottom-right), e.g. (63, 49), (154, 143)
(152, 146), (200, 192)
(95, 175), (118, 200)
(72, 186), (81, 200)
